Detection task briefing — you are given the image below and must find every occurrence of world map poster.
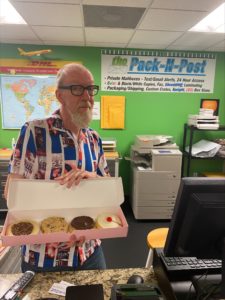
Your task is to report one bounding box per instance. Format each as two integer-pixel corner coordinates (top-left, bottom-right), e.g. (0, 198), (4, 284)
(0, 75), (60, 129)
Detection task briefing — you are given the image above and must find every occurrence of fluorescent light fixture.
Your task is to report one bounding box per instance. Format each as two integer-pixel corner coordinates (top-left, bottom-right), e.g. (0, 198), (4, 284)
(0, 0), (26, 24)
(189, 2), (225, 33)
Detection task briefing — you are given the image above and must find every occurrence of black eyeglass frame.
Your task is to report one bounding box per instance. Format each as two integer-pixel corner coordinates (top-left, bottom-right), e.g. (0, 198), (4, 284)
(58, 84), (99, 96)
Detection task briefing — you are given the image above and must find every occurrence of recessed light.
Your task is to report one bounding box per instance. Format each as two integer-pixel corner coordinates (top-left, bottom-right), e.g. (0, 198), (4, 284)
(189, 2), (225, 33)
(0, 0), (26, 24)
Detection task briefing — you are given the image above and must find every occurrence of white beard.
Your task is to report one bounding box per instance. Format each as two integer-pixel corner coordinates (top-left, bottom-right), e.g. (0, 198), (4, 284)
(69, 108), (92, 128)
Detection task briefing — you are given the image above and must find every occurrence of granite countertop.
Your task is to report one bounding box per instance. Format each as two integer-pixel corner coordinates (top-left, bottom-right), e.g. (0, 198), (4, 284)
(0, 267), (156, 299)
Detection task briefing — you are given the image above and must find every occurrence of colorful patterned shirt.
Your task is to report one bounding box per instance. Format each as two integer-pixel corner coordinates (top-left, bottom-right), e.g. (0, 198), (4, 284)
(9, 110), (110, 269)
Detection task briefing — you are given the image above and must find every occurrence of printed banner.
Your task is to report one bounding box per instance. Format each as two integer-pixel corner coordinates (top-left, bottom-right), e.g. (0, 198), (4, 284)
(0, 59), (80, 75)
(101, 54), (216, 93)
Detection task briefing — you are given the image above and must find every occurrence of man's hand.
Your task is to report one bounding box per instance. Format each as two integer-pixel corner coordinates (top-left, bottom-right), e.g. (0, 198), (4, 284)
(54, 164), (98, 188)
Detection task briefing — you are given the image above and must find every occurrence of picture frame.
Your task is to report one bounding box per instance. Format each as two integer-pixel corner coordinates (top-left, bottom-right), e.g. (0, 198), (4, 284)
(200, 99), (220, 116)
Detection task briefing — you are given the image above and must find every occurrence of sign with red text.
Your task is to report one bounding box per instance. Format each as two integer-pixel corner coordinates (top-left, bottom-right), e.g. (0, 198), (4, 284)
(0, 59), (77, 75)
(101, 54), (216, 93)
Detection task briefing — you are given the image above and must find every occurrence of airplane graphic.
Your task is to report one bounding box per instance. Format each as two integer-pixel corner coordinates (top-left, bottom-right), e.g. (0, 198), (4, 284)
(18, 48), (52, 56)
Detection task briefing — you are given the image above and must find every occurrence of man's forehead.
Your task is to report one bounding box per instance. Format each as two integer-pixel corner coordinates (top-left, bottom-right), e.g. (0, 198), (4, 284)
(64, 69), (94, 83)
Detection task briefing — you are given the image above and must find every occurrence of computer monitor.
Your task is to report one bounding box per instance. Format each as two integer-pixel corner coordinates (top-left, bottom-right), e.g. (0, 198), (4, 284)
(164, 177), (225, 297)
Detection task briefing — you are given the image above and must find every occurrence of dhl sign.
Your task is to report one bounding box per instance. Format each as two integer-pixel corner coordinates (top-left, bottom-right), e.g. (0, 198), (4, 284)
(0, 59), (82, 75)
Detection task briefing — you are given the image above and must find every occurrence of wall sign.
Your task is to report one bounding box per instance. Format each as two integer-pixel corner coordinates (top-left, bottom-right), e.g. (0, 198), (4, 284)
(101, 51), (216, 93)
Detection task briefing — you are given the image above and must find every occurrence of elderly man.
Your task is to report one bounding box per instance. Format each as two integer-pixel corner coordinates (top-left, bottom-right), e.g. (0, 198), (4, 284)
(4, 63), (110, 272)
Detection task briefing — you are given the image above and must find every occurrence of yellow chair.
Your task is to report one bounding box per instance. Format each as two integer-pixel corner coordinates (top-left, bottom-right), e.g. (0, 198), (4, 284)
(145, 227), (169, 268)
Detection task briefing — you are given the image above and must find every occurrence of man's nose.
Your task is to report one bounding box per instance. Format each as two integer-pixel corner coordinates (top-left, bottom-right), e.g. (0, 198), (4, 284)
(82, 88), (91, 100)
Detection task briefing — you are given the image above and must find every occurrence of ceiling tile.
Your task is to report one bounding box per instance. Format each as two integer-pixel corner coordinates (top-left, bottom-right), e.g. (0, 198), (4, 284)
(130, 30), (183, 45)
(85, 28), (134, 43)
(86, 42), (127, 47)
(127, 43), (170, 49)
(11, 0), (80, 3)
(10, 2), (82, 26)
(43, 41), (85, 46)
(170, 32), (225, 48)
(0, 24), (39, 40)
(151, 0), (225, 12)
(0, 39), (43, 45)
(32, 26), (84, 43)
(2, 1), (225, 52)
(166, 44), (208, 51)
(206, 40), (225, 52)
(139, 9), (207, 31)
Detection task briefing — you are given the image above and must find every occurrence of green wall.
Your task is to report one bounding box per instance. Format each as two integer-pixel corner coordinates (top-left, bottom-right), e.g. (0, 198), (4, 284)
(0, 44), (225, 195)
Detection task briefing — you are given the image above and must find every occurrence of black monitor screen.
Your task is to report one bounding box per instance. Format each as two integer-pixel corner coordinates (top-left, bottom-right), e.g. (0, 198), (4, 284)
(164, 177), (225, 259)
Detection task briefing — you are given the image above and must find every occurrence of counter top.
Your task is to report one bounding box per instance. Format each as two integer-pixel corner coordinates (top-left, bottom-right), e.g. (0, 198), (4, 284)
(0, 267), (156, 299)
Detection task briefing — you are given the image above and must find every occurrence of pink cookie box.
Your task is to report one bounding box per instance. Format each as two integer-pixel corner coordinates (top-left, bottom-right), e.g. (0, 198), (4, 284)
(1, 177), (128, 246)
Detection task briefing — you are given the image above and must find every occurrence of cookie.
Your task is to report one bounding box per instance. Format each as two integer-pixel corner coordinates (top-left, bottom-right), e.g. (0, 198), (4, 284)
(69, 216), (95, 232)
(40, 216), (68, 233)
(6, 219), (39, 236)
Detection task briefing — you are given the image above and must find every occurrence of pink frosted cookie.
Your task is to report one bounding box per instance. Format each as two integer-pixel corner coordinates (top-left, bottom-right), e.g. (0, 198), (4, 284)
(96, 213), (122, 228)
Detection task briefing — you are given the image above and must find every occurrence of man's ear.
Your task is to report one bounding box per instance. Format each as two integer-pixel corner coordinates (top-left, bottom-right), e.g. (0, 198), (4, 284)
(55, 89), (64, 104)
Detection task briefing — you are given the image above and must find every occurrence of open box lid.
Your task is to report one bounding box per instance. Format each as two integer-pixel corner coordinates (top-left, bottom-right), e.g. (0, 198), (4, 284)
(7, 177), (124, 211)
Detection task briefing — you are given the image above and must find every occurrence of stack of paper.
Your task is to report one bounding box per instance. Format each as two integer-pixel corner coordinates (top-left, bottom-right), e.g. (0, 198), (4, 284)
(185, 140), (221, 157)
(102, 138), (119, 158)
(135, 135), (174, 148)
(188, 108), (219, 129)
(0, 148), (13, 160)
(102, 138), (116, 151)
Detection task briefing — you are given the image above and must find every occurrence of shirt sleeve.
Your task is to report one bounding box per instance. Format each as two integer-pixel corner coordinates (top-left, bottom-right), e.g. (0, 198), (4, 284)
(9, 122), (37, 178)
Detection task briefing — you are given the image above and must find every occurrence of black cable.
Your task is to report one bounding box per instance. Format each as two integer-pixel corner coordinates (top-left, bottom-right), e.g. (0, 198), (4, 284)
(185, 281), (194, 300)
(201, 281), (222, 300)
(185, 272), (208, 300)
(194, 276), (222, 300)
(195, 272), (210, 300)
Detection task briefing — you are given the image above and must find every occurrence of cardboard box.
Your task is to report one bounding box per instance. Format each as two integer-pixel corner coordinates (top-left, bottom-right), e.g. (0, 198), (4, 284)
(1, 177), (128, 246)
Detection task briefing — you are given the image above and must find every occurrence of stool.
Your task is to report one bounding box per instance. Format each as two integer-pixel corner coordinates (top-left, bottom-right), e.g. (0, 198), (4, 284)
(145, 227), (169, 268)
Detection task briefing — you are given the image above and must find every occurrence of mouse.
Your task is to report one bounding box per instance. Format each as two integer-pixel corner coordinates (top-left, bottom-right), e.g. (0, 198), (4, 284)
(127, 274), (144, 284)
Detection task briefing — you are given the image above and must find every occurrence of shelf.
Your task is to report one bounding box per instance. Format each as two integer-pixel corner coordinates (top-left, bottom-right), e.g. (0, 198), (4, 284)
(183, 152), (225, 160)
(186, 124), (225, 131)
(181, 124), (225, 177)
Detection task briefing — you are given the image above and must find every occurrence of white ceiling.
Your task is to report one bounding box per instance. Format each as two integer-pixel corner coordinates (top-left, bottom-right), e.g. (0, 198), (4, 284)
(1, 0), (225, 52)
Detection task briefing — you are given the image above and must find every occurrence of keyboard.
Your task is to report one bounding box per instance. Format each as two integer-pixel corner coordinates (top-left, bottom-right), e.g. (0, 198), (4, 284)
(160, 252), (222, 275)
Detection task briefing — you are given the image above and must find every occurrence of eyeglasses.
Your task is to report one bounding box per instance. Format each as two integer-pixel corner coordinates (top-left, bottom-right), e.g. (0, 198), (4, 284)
(58, 85), (99, 96)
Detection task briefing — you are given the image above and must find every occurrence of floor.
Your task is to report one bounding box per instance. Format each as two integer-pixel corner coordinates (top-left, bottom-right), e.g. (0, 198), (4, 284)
(102, 199), (170, 269)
